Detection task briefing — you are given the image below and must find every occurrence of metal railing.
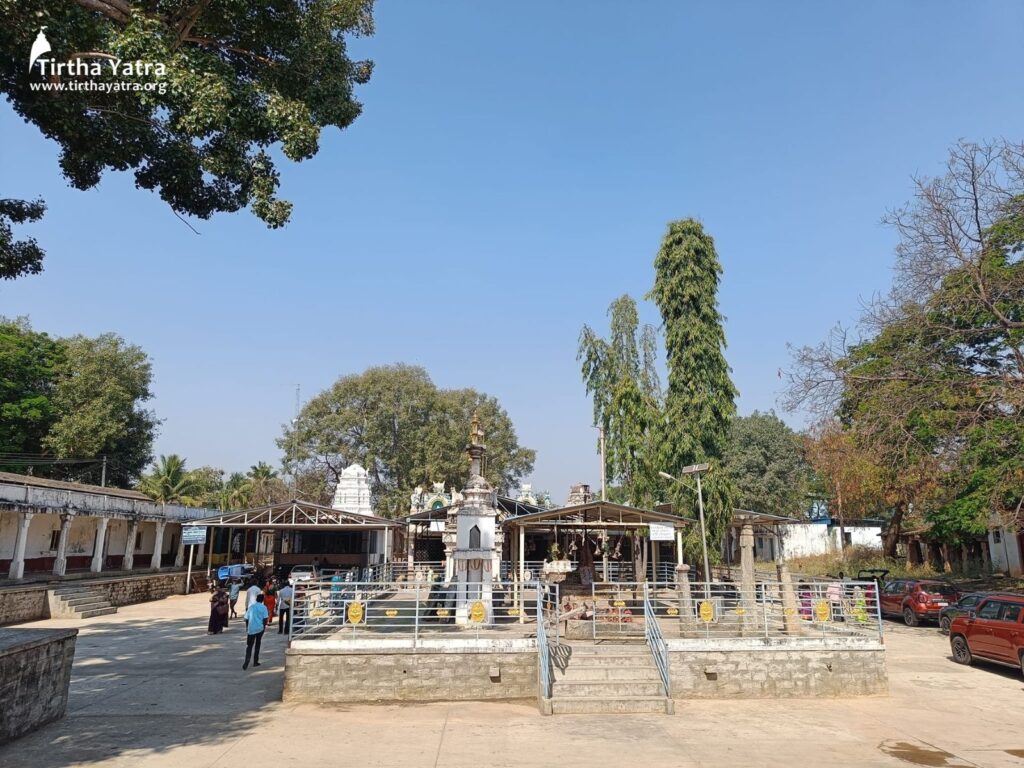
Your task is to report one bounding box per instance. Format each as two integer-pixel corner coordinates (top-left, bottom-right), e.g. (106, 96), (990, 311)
(646, 579), (883, 640)
(537, 586), (553, 700)
(643, 582), (671, 695)
(289, 578), (547, 645)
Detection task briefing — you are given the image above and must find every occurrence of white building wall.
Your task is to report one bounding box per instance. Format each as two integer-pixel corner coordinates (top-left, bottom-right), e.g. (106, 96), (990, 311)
(989, 527), (1023, 576)
(0, 512), (16, 559)
(779, 523), (883, 559)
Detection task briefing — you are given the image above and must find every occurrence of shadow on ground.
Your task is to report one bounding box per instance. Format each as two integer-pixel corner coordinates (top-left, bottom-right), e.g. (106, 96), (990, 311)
(0, 603), (287, 767)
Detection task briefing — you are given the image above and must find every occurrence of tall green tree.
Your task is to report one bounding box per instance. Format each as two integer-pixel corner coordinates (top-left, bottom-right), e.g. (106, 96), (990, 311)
(279, 364), (535, 516)
(139, 453), (197, 504)
(0, 318), (62, 466)
(1, 0), (374, 228)
(45, 332), (158, 486)
(578, 295), (662, 507)
(725, 411), (810, 517)
(649, 218), (738, 560)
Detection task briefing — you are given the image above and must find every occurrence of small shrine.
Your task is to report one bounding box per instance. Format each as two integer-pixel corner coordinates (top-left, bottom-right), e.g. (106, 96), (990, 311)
(444, 413), (504, 625)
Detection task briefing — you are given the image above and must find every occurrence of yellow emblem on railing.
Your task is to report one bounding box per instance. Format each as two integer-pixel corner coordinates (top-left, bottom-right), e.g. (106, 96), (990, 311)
(385, 609), (398, 617)
(346, 601), (364, 625)
(814, 600), (831, 622)
(613, 600), (626, 608)
(436, 608), (450, 617)
(508, 608), (520, 616)
(469, 601), (486, 622)
(309, 608), (326, 618)
(698, 600), (714, 623)
(667, 607), (679, 616)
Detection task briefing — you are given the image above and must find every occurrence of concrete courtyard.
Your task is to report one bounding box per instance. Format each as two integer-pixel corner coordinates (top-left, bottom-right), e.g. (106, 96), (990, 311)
(1, 593), (1022, 768)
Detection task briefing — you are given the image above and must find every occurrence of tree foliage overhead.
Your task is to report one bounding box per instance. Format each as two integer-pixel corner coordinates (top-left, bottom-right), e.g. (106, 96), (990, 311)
(649, 218), (738, 560)
(785, 140), (1024, 555)
(724, 411), (810, 518)
(278, 364), (536, 517)
(0, 0), (374, 228)
(0, 316), (158, 486)
(578, 295), (661, 508)
(0, 199), (46, 280)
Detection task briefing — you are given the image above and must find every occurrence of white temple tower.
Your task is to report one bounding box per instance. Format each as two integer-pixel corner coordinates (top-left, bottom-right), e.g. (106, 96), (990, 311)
(331, 463), (373, 516)
(332, 463), (388, 563)
(446, 413), (502, 625)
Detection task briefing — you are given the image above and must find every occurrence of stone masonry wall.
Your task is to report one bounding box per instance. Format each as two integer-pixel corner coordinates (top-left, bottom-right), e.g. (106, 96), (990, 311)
(0, 628), (78, 744)
(1, 573), (187, 626)
(0, 589), (49, 627)
(94, 573), (186, 607)
(669, 648), (888, 698)
(284, 649), (537, 703)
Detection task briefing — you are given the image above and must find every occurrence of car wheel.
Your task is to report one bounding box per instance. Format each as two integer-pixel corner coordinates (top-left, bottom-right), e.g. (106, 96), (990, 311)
(903, 606), (919, 627)
(951, 635), (972, 666)
(939, 615), (951, 633)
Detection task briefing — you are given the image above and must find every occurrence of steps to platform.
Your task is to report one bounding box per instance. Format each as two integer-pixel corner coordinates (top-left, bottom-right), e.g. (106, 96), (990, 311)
(49, 586), (118, 619)
(546, 643), (673, 715)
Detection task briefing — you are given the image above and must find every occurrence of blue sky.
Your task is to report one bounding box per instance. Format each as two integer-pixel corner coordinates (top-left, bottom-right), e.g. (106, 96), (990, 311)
(2, 1), (1022, 501)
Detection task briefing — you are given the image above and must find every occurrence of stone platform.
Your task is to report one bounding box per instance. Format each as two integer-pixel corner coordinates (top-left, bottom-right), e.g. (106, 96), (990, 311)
(0, 627), (78, 744)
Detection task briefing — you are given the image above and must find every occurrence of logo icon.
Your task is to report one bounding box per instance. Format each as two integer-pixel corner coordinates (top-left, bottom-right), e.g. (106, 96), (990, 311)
(29, 27), (51, 72)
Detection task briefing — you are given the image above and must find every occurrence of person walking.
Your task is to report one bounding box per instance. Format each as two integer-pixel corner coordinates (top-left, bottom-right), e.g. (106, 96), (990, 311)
(277, 582), (294, 634)
(228, 579), (241, 619)
(245, 579), (262, 610)
(208, 586), (229, 634)
(263, 578), (277, 627)
(242, 593), (269, 670)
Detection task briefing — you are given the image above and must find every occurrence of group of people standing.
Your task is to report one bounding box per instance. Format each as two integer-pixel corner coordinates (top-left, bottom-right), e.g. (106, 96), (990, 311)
(206, 574), (295, 670)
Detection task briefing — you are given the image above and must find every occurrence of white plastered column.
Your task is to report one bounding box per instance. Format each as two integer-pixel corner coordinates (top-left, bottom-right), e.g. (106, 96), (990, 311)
(7, 511), (35, 579)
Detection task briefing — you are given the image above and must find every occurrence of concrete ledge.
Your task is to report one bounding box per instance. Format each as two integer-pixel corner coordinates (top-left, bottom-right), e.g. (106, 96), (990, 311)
(0, 628), (78, 744)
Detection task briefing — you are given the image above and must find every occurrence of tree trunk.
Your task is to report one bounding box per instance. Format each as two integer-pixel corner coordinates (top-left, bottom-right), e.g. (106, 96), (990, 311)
(836, 488), (847, 559)
(883, 501), (906, 558)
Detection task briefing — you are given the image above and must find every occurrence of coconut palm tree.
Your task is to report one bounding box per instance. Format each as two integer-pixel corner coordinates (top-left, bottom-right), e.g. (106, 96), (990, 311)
(138, 454), (199, 505)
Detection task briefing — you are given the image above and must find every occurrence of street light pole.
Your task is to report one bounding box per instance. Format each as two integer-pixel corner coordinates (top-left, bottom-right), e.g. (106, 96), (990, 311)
(659, 465), (711, 600)
(694, 471), (711, 596)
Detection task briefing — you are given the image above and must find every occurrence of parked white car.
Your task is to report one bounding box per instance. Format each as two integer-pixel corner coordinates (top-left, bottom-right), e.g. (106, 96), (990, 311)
(289, 565), (316, 582)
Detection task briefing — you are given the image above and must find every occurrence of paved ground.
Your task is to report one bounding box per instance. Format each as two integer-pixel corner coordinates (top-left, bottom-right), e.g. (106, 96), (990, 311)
(2, 594), (1023, 768)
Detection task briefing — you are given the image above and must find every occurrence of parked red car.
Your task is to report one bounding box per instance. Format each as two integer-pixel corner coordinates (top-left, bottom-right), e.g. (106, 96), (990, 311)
(949, 594), (1024, 676)
(879, 579), (960, 626)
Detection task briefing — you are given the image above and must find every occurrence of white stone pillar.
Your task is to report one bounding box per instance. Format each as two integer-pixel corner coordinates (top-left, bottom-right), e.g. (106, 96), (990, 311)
(8, 511), (35, 579)
(151, 520), (166, 571)
(124, 518), (139, 571)
(196, 534), (205, 567)
(53, 511), (75, 577)
(174, 525), (185, 568)
(91, 517), (109, 573)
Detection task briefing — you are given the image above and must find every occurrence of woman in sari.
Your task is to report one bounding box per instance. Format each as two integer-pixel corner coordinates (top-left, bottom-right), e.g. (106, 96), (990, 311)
(263, 578), (277, 626)
(208, 586), (229, 634)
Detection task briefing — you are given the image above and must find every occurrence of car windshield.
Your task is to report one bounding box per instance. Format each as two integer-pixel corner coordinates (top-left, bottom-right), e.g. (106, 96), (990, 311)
(921, 584), (956, 596)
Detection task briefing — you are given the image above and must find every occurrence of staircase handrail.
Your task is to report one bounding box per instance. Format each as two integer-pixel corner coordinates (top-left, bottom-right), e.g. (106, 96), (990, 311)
(643, 582), (671, 697)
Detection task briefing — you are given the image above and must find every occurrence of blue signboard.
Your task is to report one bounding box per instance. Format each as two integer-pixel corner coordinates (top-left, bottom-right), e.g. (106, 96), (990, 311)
(182, 526), (207, 546)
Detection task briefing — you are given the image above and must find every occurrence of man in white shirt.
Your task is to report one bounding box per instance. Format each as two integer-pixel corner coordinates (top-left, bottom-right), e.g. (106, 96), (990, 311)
(245, 580), (262, 610)
(277, 582), (294, 634)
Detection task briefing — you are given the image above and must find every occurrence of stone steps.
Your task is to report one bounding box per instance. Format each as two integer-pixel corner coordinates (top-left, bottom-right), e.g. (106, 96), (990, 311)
(49, 586), (117, 619)
(554, 665), (662, 681)
(553, 680), (666, 697)
(546, 643), (673, 715)
(550, 696), (675, 715)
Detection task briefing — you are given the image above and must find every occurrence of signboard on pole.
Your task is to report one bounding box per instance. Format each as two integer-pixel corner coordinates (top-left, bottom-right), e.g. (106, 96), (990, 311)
(182, 526), (207, 546)
(648, 522), (674, 541)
